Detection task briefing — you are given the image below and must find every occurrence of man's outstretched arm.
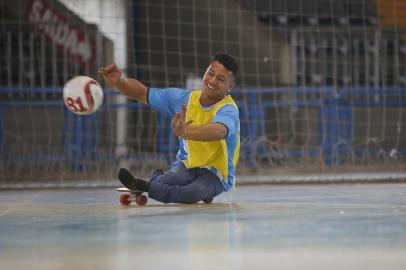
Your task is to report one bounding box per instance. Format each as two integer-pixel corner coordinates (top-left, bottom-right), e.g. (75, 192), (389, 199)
(99, 64), (148, 104)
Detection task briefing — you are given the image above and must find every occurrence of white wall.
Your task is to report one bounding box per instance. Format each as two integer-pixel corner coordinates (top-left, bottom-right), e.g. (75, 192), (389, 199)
(59, 0), (129, 158)
(59, 0), (127, 69)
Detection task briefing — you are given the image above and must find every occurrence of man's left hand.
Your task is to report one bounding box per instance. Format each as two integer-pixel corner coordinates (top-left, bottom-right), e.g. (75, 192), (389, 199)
(171, 104), (193, 138)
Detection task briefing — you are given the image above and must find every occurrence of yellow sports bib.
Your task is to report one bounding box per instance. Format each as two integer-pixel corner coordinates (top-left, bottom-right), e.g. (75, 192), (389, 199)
(182, 90), (238, 181)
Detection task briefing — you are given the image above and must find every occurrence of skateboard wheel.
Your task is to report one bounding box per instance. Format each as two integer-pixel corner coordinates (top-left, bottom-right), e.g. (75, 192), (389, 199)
(203, 197), (213, 204)
(135, 194), (148, 206)
(119, 194), (132, 205)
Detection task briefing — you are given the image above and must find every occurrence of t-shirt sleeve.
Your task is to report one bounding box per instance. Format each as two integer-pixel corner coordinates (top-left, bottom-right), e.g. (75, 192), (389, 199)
(212, 104), (239, 138)
(147, 87), (190, 117)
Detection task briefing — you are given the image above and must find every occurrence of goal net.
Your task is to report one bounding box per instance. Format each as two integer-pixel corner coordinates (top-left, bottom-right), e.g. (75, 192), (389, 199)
(1, 0), (406, 187)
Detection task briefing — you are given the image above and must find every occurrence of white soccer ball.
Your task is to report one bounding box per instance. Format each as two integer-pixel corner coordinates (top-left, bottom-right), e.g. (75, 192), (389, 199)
(63, 76), (104, 115)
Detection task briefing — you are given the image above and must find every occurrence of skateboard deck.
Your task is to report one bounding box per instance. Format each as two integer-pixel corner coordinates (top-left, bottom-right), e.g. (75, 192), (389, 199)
(117, 187), (142, 193)
(117, 187), (213, 205)
(117, 187), (148, 206)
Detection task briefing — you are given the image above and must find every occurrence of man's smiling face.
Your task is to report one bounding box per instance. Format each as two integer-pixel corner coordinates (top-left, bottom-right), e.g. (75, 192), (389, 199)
(201, 60), (235, 105)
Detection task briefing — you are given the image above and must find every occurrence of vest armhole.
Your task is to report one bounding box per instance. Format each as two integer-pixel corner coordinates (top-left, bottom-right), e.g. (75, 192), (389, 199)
(146, 87), (150, 104)
(215, 122), (229, 139)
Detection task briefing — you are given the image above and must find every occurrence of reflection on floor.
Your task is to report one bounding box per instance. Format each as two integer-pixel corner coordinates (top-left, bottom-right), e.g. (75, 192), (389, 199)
(1, 183), (406, 270)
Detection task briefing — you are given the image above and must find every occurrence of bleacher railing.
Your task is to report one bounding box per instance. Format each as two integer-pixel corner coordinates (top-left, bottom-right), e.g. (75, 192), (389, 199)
(1, 86), (405, 177)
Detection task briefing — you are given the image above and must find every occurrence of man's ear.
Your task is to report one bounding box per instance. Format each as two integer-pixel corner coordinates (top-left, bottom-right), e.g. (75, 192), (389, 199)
(227, 82), (235, 95)
(229, 81), (235, 91)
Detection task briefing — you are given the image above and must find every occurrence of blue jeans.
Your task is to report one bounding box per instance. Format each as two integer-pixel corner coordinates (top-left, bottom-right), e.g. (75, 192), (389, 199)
(148, 162), (224, 203)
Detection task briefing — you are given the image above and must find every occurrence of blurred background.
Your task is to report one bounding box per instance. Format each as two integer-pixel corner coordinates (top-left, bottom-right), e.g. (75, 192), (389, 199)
(1, 0), (406, 186)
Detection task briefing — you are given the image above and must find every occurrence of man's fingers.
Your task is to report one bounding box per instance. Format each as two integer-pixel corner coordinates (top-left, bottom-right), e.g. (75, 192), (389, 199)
(172, 113), (181, 128)
(175, 112), (181, 120)
(98, 67), (107, 75)
(171, 118), (176, 128)
(180, 104), (187, 118)
(104, 64), (116, 71)
(98, 64), (119, 76)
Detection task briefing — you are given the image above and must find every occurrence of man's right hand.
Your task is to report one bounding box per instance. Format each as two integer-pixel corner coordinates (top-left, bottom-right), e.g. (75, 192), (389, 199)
(98, 64), (122, 87)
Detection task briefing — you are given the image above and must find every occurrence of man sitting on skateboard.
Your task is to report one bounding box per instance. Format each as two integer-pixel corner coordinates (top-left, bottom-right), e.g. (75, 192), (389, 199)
(99, 53), (240, 204)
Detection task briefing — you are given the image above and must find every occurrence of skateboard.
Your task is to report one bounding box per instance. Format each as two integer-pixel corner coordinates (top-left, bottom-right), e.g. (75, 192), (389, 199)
(117, 187), (213, 205)
(202, 197), (213, 204)
(117, 187), (148, 206)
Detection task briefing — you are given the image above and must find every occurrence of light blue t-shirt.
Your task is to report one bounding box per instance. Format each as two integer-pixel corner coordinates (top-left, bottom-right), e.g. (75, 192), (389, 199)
(148, 87), (240, 191)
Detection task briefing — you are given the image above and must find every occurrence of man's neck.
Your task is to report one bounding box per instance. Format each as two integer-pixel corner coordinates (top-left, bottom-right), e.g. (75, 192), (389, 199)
(199, 92), (225, 106)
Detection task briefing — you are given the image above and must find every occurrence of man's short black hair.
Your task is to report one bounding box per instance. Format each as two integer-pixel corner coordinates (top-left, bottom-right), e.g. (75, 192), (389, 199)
(212, 52), (238, 78)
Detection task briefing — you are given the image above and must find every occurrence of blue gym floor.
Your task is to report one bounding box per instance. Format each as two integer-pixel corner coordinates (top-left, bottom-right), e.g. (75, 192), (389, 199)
(1, 183), (406, 270)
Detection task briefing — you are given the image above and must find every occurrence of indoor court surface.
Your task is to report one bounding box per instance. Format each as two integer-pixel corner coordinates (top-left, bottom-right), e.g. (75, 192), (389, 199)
(2, 0), (406, 269)
(1, 183), (406, 270)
